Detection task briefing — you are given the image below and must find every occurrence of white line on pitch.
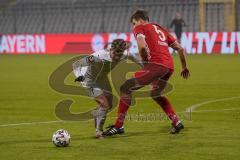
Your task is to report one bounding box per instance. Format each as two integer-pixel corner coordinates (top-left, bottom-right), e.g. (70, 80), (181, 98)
(0, 120), (61, 127)
(185, 96), (240, 113)
(1, 97), (240, 128)
(190, 108), (240, 113)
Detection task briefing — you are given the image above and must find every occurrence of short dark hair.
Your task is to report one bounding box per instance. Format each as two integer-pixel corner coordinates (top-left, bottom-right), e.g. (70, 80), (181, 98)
(130, 9), (149, 22)
(111, 39), (127, 53)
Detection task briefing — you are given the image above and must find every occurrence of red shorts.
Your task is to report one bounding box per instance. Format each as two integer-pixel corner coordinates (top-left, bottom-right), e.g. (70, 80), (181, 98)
(134, 63), (173, 87)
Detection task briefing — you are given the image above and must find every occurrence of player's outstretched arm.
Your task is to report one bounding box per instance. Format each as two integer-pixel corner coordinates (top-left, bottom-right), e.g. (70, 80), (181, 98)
(170, 41), (190, 79)
(127, 53), (144, 67)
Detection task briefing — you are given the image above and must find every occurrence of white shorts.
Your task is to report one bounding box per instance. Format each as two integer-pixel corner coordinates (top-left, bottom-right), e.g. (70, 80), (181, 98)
(81, 79), (112, 98)
(85, 86), (104, 98)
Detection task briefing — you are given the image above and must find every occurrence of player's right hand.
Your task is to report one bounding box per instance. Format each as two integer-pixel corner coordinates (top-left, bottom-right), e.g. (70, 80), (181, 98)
(181, 68), (190, 79)
(74, 75), (85, 82)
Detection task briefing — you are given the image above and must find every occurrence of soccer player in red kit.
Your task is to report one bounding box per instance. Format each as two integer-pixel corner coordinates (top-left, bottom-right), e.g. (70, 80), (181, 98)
(103, 9), (190, 136)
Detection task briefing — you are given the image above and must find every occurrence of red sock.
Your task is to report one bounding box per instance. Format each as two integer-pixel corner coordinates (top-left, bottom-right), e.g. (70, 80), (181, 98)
(114, 96), (131, 128)
(154, 96), (180, 126)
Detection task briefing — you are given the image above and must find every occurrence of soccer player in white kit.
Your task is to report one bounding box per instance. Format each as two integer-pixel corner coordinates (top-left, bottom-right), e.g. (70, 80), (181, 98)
(72, 39), (141, 138)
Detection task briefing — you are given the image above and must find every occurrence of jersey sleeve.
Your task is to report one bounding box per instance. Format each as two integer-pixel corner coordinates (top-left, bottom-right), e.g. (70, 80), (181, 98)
(92, 49), (112, 61)
(72, 55), (102, 77)
(167, 32), (177, 46)
(133, 25), (145, 38)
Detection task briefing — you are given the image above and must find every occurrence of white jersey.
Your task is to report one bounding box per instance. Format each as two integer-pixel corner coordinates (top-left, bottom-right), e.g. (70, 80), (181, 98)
(79, 49), (129, 77)
(73, 49), (140, 87)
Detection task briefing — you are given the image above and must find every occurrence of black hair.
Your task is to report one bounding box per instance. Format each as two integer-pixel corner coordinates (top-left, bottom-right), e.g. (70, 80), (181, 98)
(111, 39), (127, 53)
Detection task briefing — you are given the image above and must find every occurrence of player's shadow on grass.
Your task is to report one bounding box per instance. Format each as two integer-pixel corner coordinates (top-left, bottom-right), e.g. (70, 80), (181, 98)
(72, 131), (162, 140)
(102, 124), (199, 139)
(94, 125), (175, 139)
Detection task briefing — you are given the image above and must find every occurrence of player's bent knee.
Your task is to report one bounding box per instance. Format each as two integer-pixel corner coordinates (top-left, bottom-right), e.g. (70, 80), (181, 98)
(100, 100), (110, 108)
(120, 78), (137, 94)
(120, 84), (128, 94)
(101, 99), (112, 110)
(151, 91), (162, 100)
(150, 90), (157, 98)
(95, 97), (109, 108)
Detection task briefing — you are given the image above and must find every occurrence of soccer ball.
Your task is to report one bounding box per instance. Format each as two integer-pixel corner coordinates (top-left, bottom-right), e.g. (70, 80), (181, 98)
(52, 129), (71, 147)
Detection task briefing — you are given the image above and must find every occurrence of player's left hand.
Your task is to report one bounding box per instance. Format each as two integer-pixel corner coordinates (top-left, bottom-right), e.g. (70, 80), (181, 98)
(181, 68), (190, 79)
(75, 75), (85, 82)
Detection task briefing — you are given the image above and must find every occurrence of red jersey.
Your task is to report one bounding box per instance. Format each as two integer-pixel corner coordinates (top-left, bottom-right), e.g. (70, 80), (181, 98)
(133, 23), (176, 69)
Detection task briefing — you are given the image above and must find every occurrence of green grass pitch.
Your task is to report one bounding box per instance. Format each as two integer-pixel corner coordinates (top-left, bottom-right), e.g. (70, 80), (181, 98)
(0, 54), (240, 160)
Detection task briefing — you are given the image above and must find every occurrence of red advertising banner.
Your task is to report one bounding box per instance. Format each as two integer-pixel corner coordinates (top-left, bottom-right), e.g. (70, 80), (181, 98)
(0, 32), (240, 54)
